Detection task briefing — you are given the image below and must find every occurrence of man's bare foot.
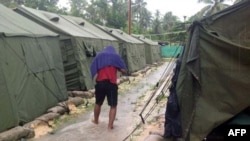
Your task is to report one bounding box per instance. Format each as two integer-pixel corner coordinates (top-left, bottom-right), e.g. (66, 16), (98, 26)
(91, 119), (98, 124)
(108, 125), (113, 130)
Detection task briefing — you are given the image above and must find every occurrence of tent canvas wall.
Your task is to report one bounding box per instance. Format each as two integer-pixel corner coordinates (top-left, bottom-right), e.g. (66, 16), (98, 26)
(96, 25), (146, 74)
(15, 6), (117, 90)
(171, 1), (250, 140)
(61, 15), (120, 53)
(0, 4), (67, 132)
(132, 34), (161, 64)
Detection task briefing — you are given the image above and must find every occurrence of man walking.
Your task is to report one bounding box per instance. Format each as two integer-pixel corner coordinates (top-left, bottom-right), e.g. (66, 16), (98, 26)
(90, 45), (127, 129)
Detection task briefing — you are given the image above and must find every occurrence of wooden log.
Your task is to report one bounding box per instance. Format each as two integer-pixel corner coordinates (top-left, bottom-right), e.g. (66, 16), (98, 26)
(88, 89), (95, 95)
(71, 91), (94, 99)
(141, 66), (151, 74)
(130, 72), (139, 77)
(24, 113), (60, 130)
(130, 66), (152, 77)
(57, 101), (68, 108)
(67, 97), (84, 106)
(47, 105), (68, 115)
(0, 126), (34, 141)
(35, 113), (60, 123)
(24, 120), (41, 129)
(67, 91), (74, 97)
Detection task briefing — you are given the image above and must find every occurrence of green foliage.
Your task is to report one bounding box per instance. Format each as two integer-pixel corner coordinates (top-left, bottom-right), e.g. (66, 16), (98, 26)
(85, 0), (109, 25)
(69, 0), (88, 17)
(24, 0), (59, 11)
(56, 7), (69, 15)
(105, 0), (127, 29)
(162, 12), (179, 32)
(0, 0), (24, 8)
(107, 12), (127, 29)
(151, 10), (162, 34)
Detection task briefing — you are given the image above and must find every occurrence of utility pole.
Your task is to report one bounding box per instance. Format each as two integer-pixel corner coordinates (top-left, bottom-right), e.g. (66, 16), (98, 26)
(128, 0), (131, 35)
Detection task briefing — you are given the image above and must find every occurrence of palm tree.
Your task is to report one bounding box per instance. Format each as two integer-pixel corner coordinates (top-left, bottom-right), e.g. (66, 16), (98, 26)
(151, 10), (163, 40)
(85, 0), (109, 25)
(190, 0), (231, 20)
(69, 0), (88, 17)
(137, 8), (153, 33)
(106, 0), (127, 29)
(131, 0), (147, 21)
(162, 12), (179, 32)
(130, 0), (152, 33)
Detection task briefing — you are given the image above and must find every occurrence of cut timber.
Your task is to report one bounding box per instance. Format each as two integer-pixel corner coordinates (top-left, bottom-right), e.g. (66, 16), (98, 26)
(24, 113), (60, 130)
(68, 90), (95, 98)
(0, 126), (34, 141)
(47, 106), (68, 115)
(71, 91), (94, 98)
(68, 97), (84, 106)
(130, 66), (152, 77)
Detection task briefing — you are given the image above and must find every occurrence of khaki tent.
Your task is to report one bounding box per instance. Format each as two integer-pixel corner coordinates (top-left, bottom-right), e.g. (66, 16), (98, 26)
(96, 25), (146, 73)
(167, 1), (250, 140)
(0, 4), (67, 132)
(61, 15), (119, 53)
(15, 6), (119, 90)
(132, 34), (161, 64)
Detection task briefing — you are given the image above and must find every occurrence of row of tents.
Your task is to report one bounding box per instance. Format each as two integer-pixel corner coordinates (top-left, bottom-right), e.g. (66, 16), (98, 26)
(0, 4), (161, 133)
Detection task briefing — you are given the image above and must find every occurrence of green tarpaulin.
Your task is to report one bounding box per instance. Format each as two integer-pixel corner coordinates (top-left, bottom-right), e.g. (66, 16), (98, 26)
(0, 4), (67, 132)
(160, 45), (183, 58)
(175, 1), (250, 140)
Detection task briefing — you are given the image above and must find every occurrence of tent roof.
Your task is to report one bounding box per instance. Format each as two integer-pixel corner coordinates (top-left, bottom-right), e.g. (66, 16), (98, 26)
(61, 15), (118, 41)
(96, 25), (144, 44)
(200, 0), (250, 46)
(132, 34), (159, 45)
(15, 6), (99, 38)
(0, 4), (57, 37)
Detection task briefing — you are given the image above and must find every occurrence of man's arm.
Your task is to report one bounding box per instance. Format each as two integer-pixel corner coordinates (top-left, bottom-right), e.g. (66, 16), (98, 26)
(119, 69), (127, 74)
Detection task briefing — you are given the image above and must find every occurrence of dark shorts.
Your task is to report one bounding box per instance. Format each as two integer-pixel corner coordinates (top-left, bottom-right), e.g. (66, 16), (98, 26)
(95, 80), (118, 106)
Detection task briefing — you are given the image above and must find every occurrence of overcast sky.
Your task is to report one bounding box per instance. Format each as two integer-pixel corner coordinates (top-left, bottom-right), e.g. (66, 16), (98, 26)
(146, 0), (234, 21)
(58, 0), (234, 21)
(146, 0), (206, 20)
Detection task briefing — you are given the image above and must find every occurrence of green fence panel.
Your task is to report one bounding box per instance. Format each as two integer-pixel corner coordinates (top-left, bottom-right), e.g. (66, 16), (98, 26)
(160, 45), (183, 57)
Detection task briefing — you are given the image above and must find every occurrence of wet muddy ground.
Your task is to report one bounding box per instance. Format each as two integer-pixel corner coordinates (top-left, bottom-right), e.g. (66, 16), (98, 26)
(29, 60), (174, 141)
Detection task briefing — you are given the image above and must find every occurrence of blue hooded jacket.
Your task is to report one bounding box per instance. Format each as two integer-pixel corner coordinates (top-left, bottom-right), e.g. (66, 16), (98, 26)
(90, 45), (127, 79)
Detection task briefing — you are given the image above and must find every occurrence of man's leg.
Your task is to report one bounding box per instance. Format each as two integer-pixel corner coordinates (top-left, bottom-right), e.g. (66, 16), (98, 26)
(93, 82), (105, 124)
(108, 106), (117, 129)
(93, 104), (101, 124)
